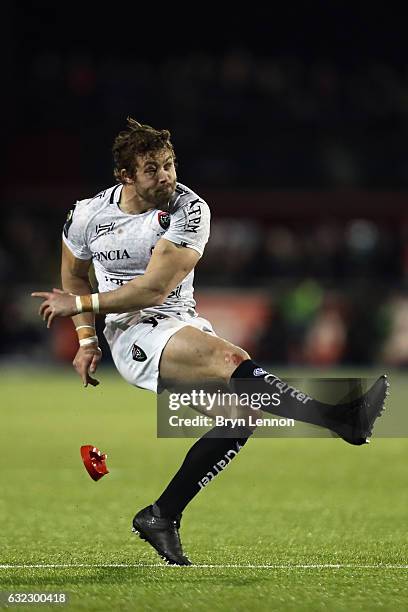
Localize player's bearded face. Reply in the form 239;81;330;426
134;150;177;207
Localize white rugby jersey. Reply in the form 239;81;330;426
62;182;211;323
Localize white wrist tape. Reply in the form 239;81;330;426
79;336;98;347
75;295;83;313
75;325;95;331
91;293;100;313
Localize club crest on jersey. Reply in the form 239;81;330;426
158;211;170;230
132;344;147;362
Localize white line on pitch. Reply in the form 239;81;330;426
0;563;408;570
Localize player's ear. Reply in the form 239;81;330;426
120;169;134;184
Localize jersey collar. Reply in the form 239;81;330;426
109;183;123;205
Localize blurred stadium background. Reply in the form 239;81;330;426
2;5;408;609
2;5;408;370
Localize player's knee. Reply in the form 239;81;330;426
212;342;250;380
225;345;250;367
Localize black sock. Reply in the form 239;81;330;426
230;359;358;432
154;425;252;518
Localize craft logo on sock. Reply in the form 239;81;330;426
132;344;147;362
253;368;268;377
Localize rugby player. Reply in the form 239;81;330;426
32;118;388;565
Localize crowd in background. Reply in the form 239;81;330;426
2;208;408;368
2;210;406;286
7;51;408;190
4;11;408;368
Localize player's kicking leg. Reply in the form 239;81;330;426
132;326;389;565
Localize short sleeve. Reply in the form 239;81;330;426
164;199;211;256
61;202;92;260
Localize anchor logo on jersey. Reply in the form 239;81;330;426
158;211;170;230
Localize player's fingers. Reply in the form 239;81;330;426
42;305;53;321
31;292;51;299
89;352;101;373
39;301;50;317
43;305;54;322
73;360;88;386
47;309;56;328
81;368;89;387
52;288;65;294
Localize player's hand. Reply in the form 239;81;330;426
73;345;102;387
31;288;77;327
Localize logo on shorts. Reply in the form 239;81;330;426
158;211;170;230
132;344;147;362
253;368;267;377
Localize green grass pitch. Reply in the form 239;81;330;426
1;367;407;611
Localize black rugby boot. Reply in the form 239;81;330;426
132;505;192;566
331;374;389;445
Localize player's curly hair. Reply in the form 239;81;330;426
112;117;175;183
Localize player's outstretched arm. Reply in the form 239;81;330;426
32;238;200;325
32;242;102;387
99;238;200;312
62;243;102;387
